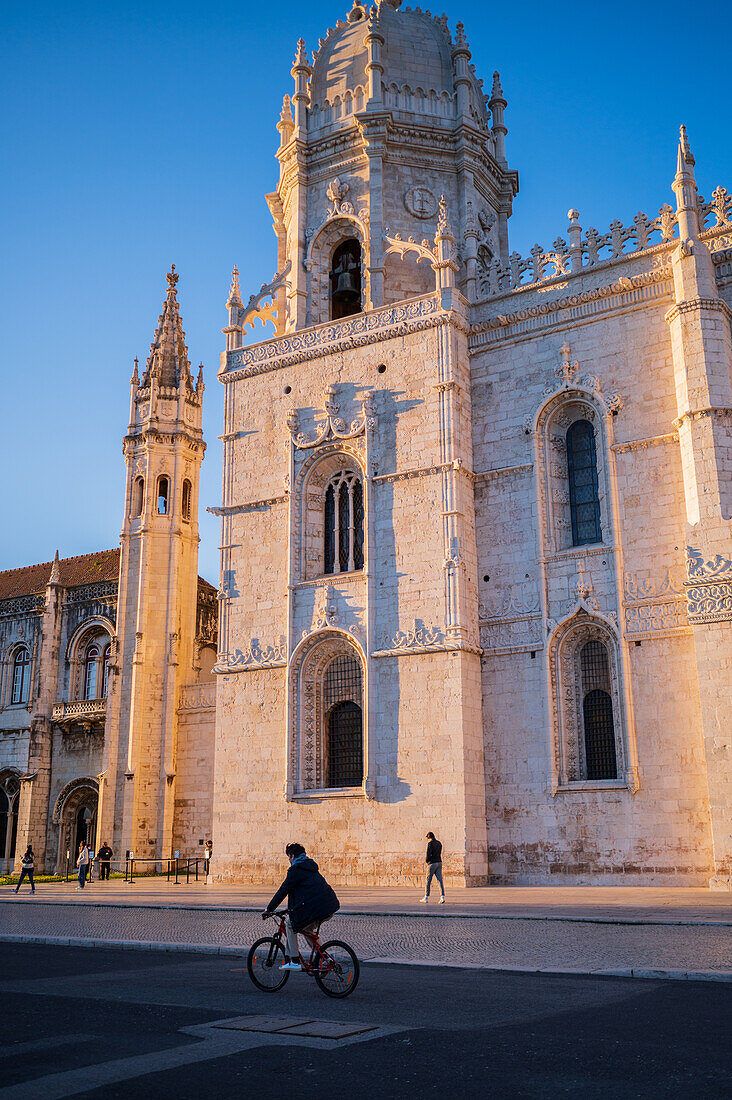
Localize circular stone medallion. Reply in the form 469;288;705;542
404;186;437;219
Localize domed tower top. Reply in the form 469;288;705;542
266;2;518;330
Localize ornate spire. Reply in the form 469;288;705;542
131;357;139;386
49;550;60;586
227;265;242;308
142;266;193;390
679;124;695;169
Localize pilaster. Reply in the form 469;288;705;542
666;128;732;887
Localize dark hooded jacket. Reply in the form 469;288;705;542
267;855;340;933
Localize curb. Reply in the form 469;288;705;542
1;897;729;928
0;934;730;982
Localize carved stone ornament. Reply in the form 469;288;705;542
685;547;732;623
290;386;376;449
219;637;287;671
404;186;438;219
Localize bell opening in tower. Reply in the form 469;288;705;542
329;239;362;320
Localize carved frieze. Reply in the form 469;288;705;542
685;547;732;624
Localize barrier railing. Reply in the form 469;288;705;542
123;857;204;885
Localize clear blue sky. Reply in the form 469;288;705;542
1;0;729;584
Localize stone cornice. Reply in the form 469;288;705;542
674;406;732;429
208;495;288;516
221;296;465;380
374;459;475;485
665;297;732;325
612;431;679;454
469;266;673;349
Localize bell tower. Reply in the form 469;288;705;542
99;267;205;863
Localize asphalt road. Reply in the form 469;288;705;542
0;944;729;1099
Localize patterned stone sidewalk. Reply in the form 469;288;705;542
1;889;730;979
2;880;729;923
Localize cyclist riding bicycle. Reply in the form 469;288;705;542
262;843;340;970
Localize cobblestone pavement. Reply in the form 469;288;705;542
1;900;731;974
3;880;729;923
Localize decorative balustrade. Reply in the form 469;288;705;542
477;188;730;299
178;682;217;711
52;698;106;729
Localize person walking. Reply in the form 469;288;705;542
76;841;90;889
96;842;113;881
13;846;36;895
421;831;445;903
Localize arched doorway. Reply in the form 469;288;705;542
53;778;99;870
0;773;20;873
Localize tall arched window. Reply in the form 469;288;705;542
102;645;111;698
324;471;364;575
182;479;192;522
84;645;100;700
567;419;601;546
11;647;30;705
157;476;170;515
330;239;362;320
580;640;617;779
133;477;145;517
323;653;363;788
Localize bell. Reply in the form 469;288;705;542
334;270;358;298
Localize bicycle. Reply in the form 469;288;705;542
247;910;359;998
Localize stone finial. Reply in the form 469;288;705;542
49;549;61;586
196;364;204;390
491;70;504;100
377;0;402;8
166;264;179;290
347;0;366;21
131;357;139;386
227;265;242;308
454;21;469;49
293;38;309;67
679;124;695;167
436;194;453;239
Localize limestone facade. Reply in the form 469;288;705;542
212;1;732;888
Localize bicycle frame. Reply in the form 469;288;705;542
265;911;335;976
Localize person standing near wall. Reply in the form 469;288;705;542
96;842;113;881
421;831;445;904
13;846;35;895
76;842;90;890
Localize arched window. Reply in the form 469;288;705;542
323;653;363;788
84;645;100;700
133;477;145;517
157;476;170;515
182;479;192;522
580;641;617;779
567;420;601;546
324;471;364;575
330;239;362;320
11;647;30;705
101;645;111;698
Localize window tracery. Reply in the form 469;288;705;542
567;419;602;546
182;478;192;522
11;646;30;705
548;614;626;787
324;470;364;574
289;633;365;794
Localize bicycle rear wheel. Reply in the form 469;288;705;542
247;936;289;992
314;940;360;998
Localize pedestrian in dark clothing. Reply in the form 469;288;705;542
13;846;35;895
204;840;212;875
263;843;340;970
96;843;113;880
421;831;445;903
76;842;90;889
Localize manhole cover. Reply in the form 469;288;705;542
214;1015;315;1033
278;1021;379;1039
213;1015;378;1039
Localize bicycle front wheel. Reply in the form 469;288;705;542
247;936;289;992
314;940;360;998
